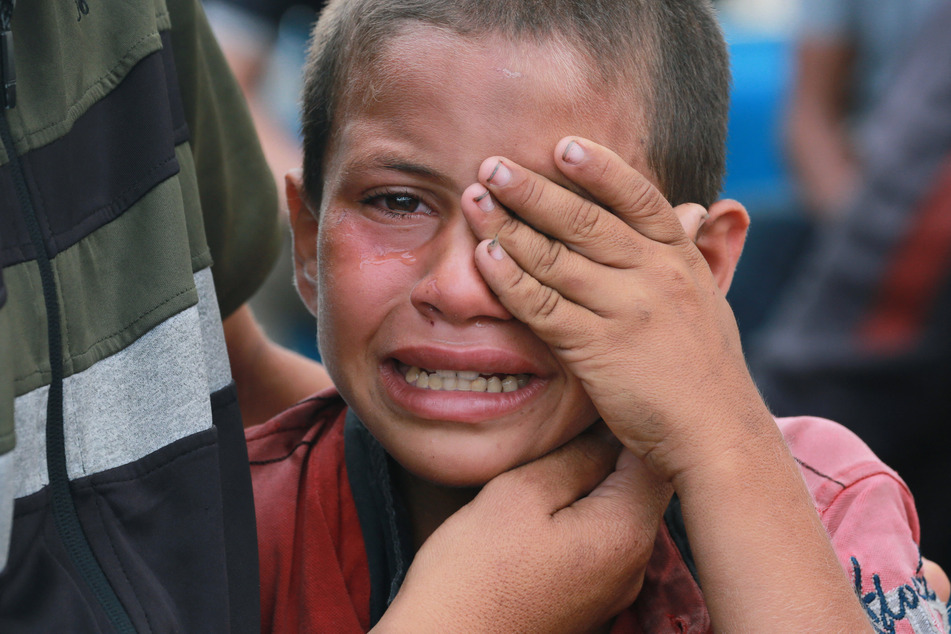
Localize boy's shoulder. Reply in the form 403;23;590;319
247;388;373;632
777;417;951;632
245;387;352;529
245;387;348;463
776;415;908;510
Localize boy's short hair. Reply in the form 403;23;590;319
301;0;730;208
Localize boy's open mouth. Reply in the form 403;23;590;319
397;362;530;393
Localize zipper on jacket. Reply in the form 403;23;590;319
0;0;14;109
0;6;135;629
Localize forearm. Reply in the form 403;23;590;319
223;304;332;427
673;407;872;632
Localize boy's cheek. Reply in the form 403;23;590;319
317;213;431;306
321;206;439;259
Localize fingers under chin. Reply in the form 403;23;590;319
482;431;620;514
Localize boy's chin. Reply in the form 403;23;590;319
405;461;509;490
397;448;560;490
385;424;602;490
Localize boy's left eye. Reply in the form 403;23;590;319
362;190;434;218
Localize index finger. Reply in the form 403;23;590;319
556;136;692;246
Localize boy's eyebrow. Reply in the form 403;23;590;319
342;155;455;188
343;154;596;203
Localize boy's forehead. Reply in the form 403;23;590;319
331;26;655;183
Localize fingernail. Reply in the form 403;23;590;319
561;140;585;164
487;235;504;260
487;161;511;186
473;186;495;212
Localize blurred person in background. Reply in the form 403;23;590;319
786;0;937;220
204;0;328;363
203;0;326;203
752;0;951;569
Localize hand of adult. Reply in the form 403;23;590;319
375;431;671;633
459;136;871;632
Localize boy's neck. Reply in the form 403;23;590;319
393;465;480;552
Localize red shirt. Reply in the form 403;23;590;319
247;389;949;633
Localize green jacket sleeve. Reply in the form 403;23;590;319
167;0;282;318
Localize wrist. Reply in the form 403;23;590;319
657;397;780;490
661;405;873;631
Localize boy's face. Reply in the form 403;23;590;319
304;28;654;487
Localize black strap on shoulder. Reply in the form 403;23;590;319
664;494;700;587
344;411;415;627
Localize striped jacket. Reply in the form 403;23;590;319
0;0;279;630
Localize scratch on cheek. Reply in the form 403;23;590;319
419;280;439;326
323;207;350;230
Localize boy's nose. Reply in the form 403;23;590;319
411;227;512;324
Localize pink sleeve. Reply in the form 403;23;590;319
823;472;949;633
780;416;949;633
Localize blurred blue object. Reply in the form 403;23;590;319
719;21;812;345
721;20;796;216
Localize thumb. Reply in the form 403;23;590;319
478;429;620;515
559;448;672;528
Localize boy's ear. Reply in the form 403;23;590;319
286;168;320;315
694;198;749;293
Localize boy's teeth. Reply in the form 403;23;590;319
403;366;530;392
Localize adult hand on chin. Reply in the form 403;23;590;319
375;430;671;633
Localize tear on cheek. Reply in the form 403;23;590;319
359;249;418;269
337;215;436;258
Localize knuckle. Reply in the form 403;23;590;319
532;284;562;321
534;239;568;279
590;154;617;190
658;261;697;298
622;178;661;218
621;296;653;325
566;200;603;242
508;265;533;293
498;210;525;241
508;265;562;322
